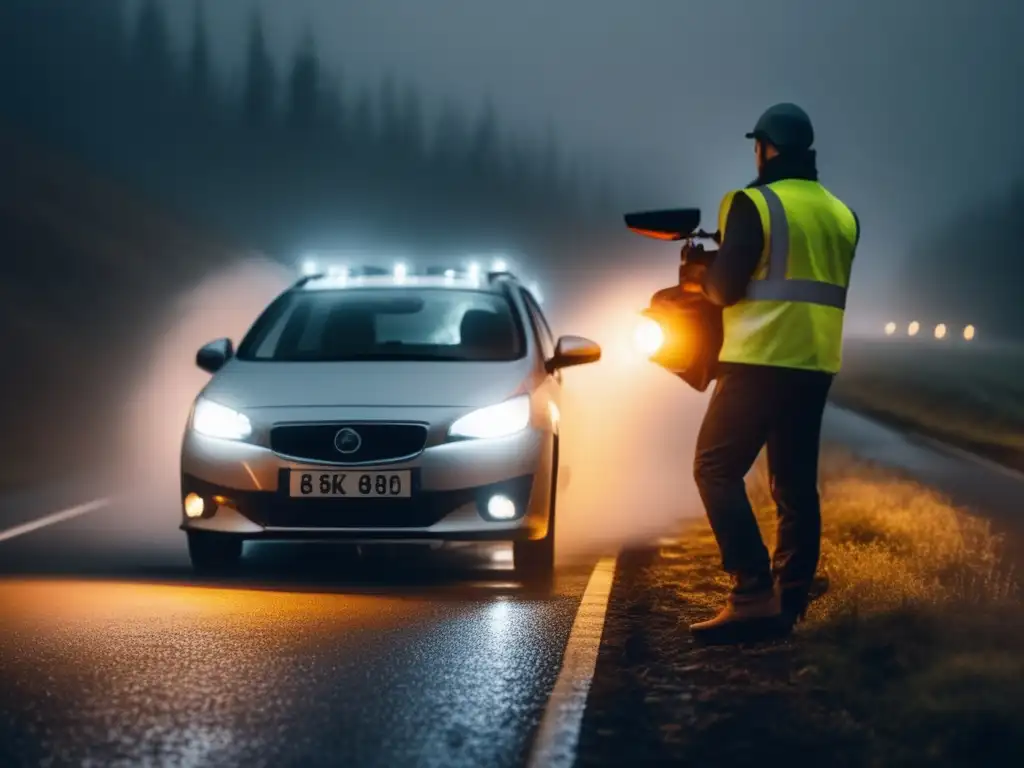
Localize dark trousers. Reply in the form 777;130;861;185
693;363;833;590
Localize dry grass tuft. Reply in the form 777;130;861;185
747;450;1018;620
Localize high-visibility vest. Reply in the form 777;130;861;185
716;179;857;373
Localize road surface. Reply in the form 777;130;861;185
1;407;1021;767
0;489;597;767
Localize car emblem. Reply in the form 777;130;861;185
334;427;362;455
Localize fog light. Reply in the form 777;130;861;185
184;493;205;519
486;494;517;521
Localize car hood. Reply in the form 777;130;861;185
202;359;532;409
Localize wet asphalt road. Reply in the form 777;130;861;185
1;407;1022;768
0;494;595;768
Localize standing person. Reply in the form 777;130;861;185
688;103;860;645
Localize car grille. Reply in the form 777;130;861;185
270;422;429;464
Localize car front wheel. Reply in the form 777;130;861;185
513;533;554;583
187;532;243;573
514;441;558;584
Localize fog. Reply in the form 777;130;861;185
108;258;292;554
5;0;1023;567
153;0;1024;322
92;256;700;562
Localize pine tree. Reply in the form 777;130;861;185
130;0;174;101
377;74;401;150
349;87;376;148
187;1;212;108
468;97;500;180
242;7;277;128
430;99;468;168
287;28;320;134
540;120;562;194
397;82;425;162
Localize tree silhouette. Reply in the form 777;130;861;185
187;0;213;111
0;1;633;272
287;28;320;134
397;82;425;163
539;121;563;195
348;86;377;152
430;99;468;168
130;0;174;103
376;74;402;151
243;8;277;129
468;98;500;181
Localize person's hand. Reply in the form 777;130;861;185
680;262;707;294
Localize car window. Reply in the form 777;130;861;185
237;288;526;362
522;289;555;360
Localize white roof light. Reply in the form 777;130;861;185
393;262;408;283
492;258;508;273
301;258;318;276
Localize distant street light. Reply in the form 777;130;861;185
934;323;947;340
964;324;976;341
908;321;920;337
884;321;897;336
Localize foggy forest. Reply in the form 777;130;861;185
1;0;626;261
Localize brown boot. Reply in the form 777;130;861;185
690;575;788;646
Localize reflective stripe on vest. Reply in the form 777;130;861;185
747;186;847;309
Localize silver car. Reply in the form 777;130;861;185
180;267;601;580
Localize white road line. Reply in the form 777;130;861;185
0;498;111;544
527;556;618;768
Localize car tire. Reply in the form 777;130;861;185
513;534;554;584
187;532;243;573
514;439;558;585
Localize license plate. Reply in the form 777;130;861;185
288;470;412;498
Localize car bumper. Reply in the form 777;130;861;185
180;427;554;542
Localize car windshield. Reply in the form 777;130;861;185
236;288;525;362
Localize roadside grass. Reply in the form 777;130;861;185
580;448;1024;767
831;341;1024;470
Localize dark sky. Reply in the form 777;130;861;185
152;0;1024;312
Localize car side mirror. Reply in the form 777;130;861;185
547;335;601;372
196;338;233;374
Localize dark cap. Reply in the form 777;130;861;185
745;103;814;151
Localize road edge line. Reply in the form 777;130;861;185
0;498;111;544
527;555;618;768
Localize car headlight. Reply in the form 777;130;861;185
191;397;253;441
449;395;530;440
